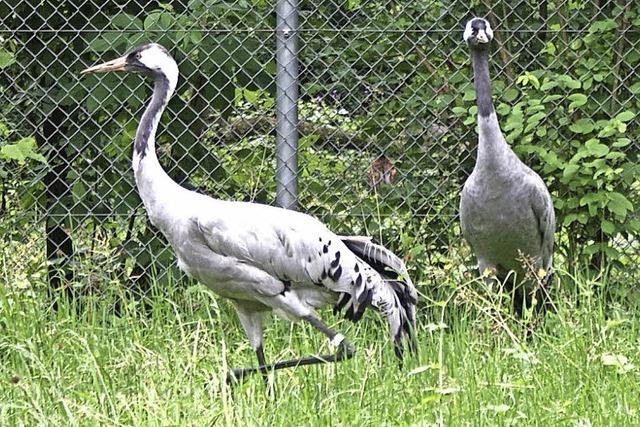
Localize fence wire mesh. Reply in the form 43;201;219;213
1;1;639;294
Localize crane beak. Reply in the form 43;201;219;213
81;55;127;74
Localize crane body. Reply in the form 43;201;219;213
81;43;417;382
459;18;555;315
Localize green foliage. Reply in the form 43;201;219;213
0;49;15;69
0;116;47;245
0;114;46;186
0;137;46;165
0;35;17;69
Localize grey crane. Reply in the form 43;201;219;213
459;18;556;316
81;43;417;382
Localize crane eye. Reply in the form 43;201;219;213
135;52;142;60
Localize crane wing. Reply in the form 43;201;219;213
528;177;555;271
191;201;355;294
339;235;417;333
339;235;416;297
339;236;408;279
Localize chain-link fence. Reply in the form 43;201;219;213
1;1;639;295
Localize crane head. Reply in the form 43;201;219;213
463;18;494;47
81;43;178;88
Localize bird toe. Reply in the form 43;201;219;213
336;339;356;360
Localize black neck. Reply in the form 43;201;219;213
135;75;171;158
471;48;494;117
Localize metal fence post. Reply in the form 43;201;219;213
275;0;299;210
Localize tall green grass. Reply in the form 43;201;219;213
1;265;639;426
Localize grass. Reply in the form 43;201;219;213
1;267;639;426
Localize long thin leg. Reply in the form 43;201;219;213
255;344;278;396
229;301;269;385
227;315;355;383
255;345;269;386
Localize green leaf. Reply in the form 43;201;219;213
579;192;604;206
0;144;26;162
628;219;640;233
496;103;510;116
502;88;518;102
612;138;631;148
516;72;540;89
346;0;362;10
528;111;546;123
190;31;203;45
27;151;47;164
589;19;618;33
525;103;544;113
629;82;640;94
85;83;110;113
557;75;581;89
584;139;609;157
540;80;558;91
567;93;587;109
87;33;128;53
503;117;523;132
607;192;633;219
144;12;162;30
72;181;88;203
542;94;563;103
615;111;635;122
188;0;205;9
562;164;580;178
617;122;627;133
563;213;578;226
160;12;173;28
0;48;15;68
463;117;475;126
569;118;595;134
462;89;476;101
524;111;546;133
87;36;110;53
0;137;46;164
111;13;143;30
243;88;260;105
451;107;467;116
597;125;617;138
482;404;510;414
601;220;616;235
605;152;625;161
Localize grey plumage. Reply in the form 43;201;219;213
459;18;556;314
81;43;417;381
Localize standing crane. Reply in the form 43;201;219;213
81;43;417;382
459;18;556;316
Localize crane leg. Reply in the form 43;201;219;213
255;345;270;387
227;315;355;384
